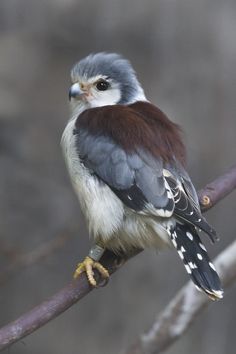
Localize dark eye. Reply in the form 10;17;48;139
96;80;109;91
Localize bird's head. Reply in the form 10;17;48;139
69;52;146;114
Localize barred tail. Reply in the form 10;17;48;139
170;223;223;300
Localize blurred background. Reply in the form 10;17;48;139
0;0;236;353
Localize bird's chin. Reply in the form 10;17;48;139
70;99;90;116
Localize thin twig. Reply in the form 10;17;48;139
0;165;235;351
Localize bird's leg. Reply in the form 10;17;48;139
73;244;109;287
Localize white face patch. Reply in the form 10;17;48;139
88;80;122;108
70;75;122;109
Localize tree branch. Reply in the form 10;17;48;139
124;240;236;354
0;165;235;352
198;164;236;211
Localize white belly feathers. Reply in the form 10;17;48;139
61;117;171;252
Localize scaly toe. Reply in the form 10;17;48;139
93;262;110;279
73;262;85;279
73;256;109;287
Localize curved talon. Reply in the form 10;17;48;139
97;277;109;287
73;256;109;287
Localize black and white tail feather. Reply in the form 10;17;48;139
169;223;223;300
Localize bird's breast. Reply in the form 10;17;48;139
61;119;124;239
61;118;171;252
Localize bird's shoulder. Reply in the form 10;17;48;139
75;101;185;165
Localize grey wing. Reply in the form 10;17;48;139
76;129;175;217
75;129;217;241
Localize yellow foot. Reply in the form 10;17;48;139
73;256;109;287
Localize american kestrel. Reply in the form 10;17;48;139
62;53;223;300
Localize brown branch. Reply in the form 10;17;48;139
124;240;236;354
198;164;236;211
0;251;128;351
0;165;235;352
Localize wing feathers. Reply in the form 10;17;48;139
75;128;174;216
166;175;218;242
74;101;217;242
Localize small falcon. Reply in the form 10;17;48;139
62;52;223;300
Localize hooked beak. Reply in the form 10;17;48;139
69;83;83;101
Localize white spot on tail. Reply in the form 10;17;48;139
186;232;193;241
189;262;197;269
178;250;184;260
212;290;224;299
184;264;192;274
197;253;203;260
172;239;177;248
180;246;186;253
209;262;216;271
199;243;207;252
195;285;202;292
206;289;224;300
173;231;177;239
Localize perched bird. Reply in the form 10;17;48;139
62;52;223;300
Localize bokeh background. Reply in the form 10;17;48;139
0;1;236;353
